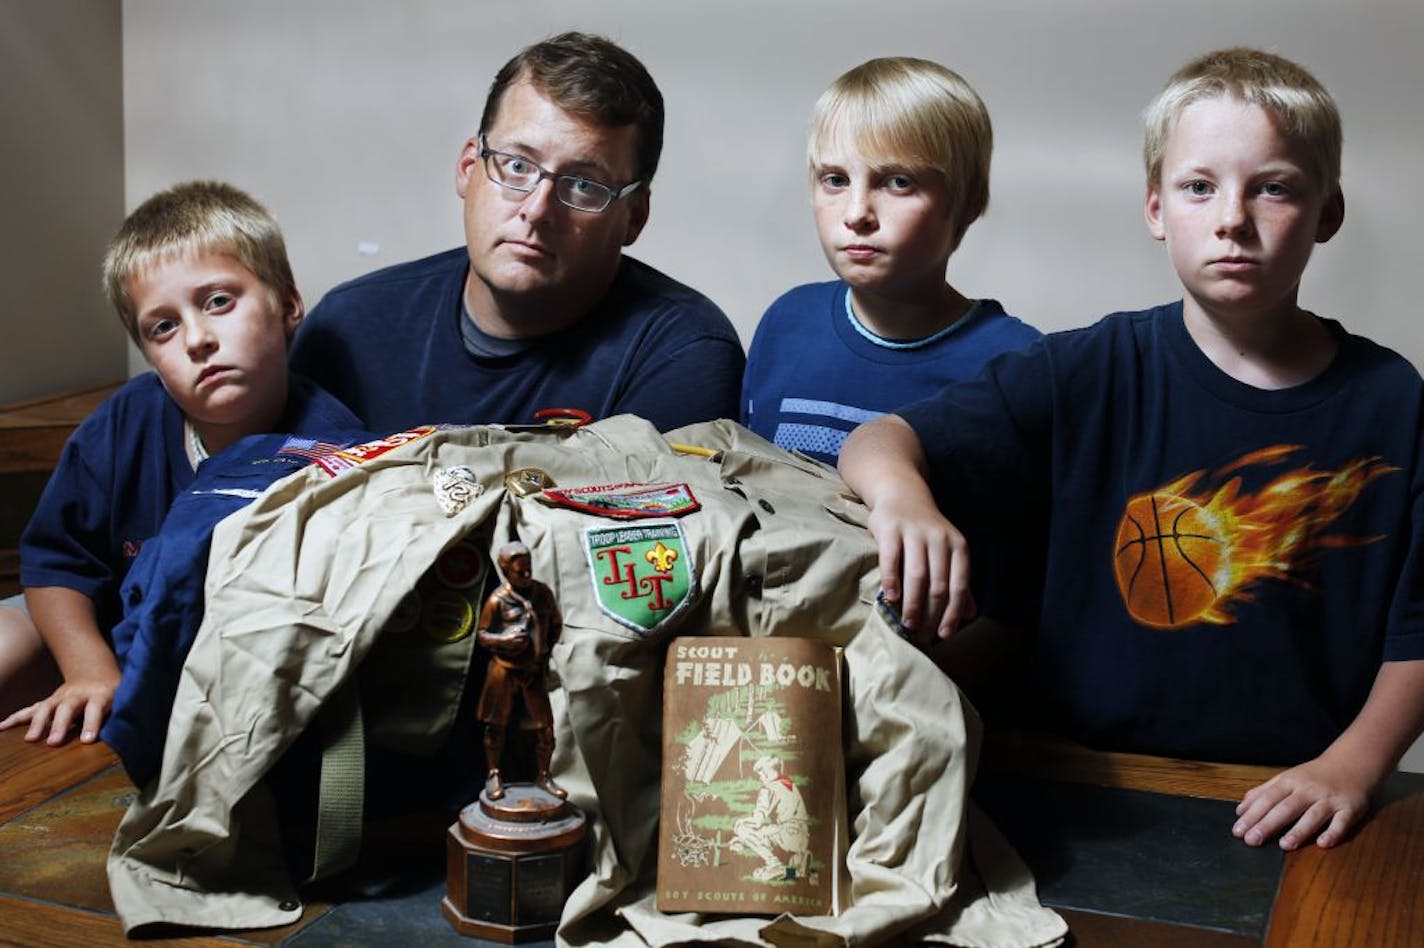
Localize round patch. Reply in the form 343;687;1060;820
422;589;476;643
436;540;487;590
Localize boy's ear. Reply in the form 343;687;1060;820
1144;183;1167;241
455;137;481;199
622;189;650;247
962;193;988;231
1315;188;1345;244
282;290;305;340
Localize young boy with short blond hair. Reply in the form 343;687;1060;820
0;181;359;743
742;56;1039;463
841;48;1424;850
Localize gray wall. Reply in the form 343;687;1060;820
0;0;126;404
117;0;1424;770
6;2;1422;766
119;0;1424;370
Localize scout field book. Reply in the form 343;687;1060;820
657;636;847;916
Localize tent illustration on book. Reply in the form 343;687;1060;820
666;672;820;887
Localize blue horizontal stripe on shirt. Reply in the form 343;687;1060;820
780;398;884;425
773;423;853;457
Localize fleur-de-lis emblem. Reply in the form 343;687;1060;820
645;540;678;573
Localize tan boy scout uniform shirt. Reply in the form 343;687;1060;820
108;416;1066;947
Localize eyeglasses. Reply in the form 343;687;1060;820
478;134;642;213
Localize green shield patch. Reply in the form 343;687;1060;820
584;520;697;634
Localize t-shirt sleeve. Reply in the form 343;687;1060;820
1384;429;1424;662
612;334;747;431
19;437;114;599
739;297;784;432
283;373;365;434
894;343;1055;626
896;341;1056;509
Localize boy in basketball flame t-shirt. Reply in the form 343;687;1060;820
840;47;1424;852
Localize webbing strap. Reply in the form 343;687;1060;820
306;681;365;882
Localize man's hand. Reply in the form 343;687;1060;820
0;673;118;746
1233;752;1372;850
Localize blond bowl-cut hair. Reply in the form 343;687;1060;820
103;181;298;344
1143;47;1342;193
808;57;992;250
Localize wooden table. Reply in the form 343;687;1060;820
980;731;1424;945
0;726;1419;945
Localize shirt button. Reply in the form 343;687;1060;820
279;899;301;912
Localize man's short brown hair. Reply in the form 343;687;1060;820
479;31;664;184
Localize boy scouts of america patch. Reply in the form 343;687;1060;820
543;482;700;520
313;426;440;476
584;520;697;634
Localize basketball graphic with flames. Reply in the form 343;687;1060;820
1114;493;1225;628
1113;446;1396;630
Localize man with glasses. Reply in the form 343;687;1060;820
290;32;744;433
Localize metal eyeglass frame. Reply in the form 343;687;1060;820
478;133;643;213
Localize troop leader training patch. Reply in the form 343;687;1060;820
543;482;700;519
584;520;697;634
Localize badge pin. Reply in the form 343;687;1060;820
432;466;483;516
504;468;557;497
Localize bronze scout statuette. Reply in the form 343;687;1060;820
444;541;586;943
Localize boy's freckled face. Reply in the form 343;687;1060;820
130;252;300;432
1145;97;1343;323
810;144;958;301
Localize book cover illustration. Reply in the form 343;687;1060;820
657;636;845;915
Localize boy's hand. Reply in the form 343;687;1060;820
840;413;976;641
1232;753;1371;850
1234;660;1424;851
868;492;975;641
0;674;118;746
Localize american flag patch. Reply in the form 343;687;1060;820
278;437;348;462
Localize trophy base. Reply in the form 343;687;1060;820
444;784;586;943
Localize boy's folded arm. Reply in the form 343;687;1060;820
840;415;974;641
0;586;120;746
1233;658;1424;850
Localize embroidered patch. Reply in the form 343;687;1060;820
584;520;697;634
278;436;351;463
380;537;489;644
313;426;440;476
544;482;701;520
432;466;483;516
